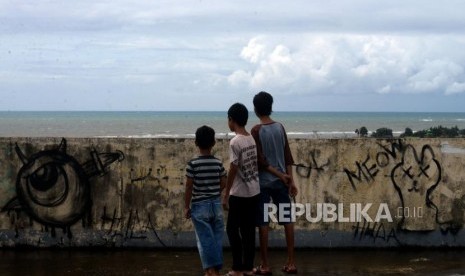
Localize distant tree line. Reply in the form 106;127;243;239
355;125;465;138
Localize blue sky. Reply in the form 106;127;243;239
1;0;465;112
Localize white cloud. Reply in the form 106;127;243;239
229;34;465;96
446;82;465;95
240;37;267;64
228;70;252;85
407;60;464;93
2;1;465;111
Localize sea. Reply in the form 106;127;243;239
0;111;464;139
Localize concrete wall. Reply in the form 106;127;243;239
0;137;465;248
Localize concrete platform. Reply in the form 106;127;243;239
1;248;465;275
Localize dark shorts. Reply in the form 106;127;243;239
257;179;292;226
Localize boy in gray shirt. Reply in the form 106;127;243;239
251;91;298;275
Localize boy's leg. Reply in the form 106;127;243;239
212;199;225;270
256;189;271;271
241;194;259;272
258;225;270;269
204;267;219;276
284;223;296;269
227;195;244;271
270;180;297;270
191;201;222;270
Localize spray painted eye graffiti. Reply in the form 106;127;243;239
2;138;124;238
16;142;90;228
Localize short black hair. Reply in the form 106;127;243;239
195;125;215;149
228;103;249;127
253;91;273;116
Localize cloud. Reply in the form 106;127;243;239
228;35;465;96
2;1;465;111
240;37;267;64
446;82;465;95
408;60;464;93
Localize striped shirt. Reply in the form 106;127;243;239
186;155;227;203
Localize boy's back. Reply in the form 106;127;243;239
251;121;293;186
228;134;260;197
186;155;225;202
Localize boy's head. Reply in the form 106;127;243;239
253;91;273;116
195;125;215;149
227;103;249;127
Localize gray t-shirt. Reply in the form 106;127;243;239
251;122;294;187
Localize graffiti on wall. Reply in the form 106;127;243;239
130;165;170;184
1;137;464;248
391;144;441;231
352;219;401;245
344;140;406;190
100;206;166;247
294;149;330;178
1;138;124;238
343;140;465;237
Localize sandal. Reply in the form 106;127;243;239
253;265;272;275
282;265;298;274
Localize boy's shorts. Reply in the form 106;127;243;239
257;179;292;226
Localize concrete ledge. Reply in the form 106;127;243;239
0;137;465;248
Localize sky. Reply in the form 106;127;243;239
1;0;465;112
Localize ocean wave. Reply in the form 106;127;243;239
456;119;465;121
95;134;193;138
420;118;433;122
287;131;359;138
94;130;410;139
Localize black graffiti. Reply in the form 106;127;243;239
377;140;405;160
130;166;169;184
82;147;125;178
1;138;124;239
352;220;401;245
130;168;153;183
344;155;379;190
294;150;330;178
391;144;441;229
100;206;166;247
157;165;167;177
344;140;406;191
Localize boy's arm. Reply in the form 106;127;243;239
283;125;298;197
222;163;238;210
184;177;193;219
266;165;291;185
286;164;298;197
219;163;227;191
220;174;227;191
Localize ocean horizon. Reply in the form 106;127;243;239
1;111;465;139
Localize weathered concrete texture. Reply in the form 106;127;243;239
0;137;465;248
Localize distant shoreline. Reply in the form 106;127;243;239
1;111;464;138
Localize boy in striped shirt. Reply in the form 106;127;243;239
185;125;227;276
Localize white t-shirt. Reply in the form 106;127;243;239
229;134;260;197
